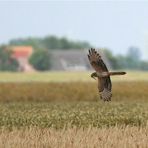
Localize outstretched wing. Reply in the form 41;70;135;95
88;48;112;101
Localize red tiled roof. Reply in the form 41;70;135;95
11;46;33;58
13;51;31;58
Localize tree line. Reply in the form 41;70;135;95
9;36;91;50
102;47;148;71
0;35;148;71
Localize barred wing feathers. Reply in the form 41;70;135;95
88;48;112;101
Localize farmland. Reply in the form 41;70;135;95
0;71;148;147
0;126;148;148
0;101;148;129
0;71;148;82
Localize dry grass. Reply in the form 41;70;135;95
0;126;147;148
0;81;148;102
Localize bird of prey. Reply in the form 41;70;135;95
88;48;126;101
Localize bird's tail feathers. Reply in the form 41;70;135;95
109;72;126;76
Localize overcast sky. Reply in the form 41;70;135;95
0;0;148;59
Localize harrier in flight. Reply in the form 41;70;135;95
88;48;126;101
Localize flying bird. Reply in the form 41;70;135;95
88;48;126;101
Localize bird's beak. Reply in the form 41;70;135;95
91;76;96;80
91;73;96;80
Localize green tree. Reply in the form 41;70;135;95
140;61;148;71
43;36;60;49
29;50;51;71
9;35;91;50
9;38;43;50
0;46;19;71
126;47;141;69
102;47;145;70
102;48;119;69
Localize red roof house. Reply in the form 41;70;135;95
10;46;35;72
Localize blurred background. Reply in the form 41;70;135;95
0;0;148;73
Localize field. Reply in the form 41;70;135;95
0;71;148;82
0;71;148;147
0;126;148;148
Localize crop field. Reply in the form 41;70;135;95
0;101;148;128
0;71;148;82
0;126;148;148
0;71;147;147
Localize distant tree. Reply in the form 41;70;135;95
59;37;71;49
127;46;141;61
103;47;144;70
140;61;148;71
43;36;60;49
9;35;91;50
29;49;51;71
126;47;141;69
9;38;43;50
0;46;19;71
102;49;119;69
115;55;128;69
68;40;91;49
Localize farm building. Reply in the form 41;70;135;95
6;46;111;72
49;49;111;71
10;46;35;72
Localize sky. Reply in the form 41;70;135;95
0;0;148;60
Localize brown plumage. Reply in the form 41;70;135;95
88;48;126;101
